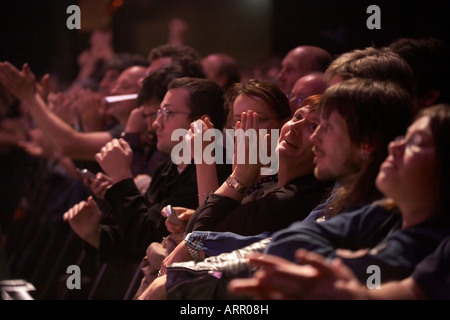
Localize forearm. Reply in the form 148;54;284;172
83;228;101;249
24;93;113;160
365;277;424;300
196;162;219;205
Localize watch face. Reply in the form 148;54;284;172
226;176;248;194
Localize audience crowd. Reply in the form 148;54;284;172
0;18;450;301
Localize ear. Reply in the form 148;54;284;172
421;89;440;108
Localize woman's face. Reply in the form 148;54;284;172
277;106;319;173
232;94;285;131
376;116;436;205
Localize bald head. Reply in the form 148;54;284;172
108;65;147;124
277;46;332;95
289;73;328;114
202;53;240;91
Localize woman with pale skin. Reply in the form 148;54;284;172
168;79;292;227
141;97;332;299
228;104;450;300
192;80;291;204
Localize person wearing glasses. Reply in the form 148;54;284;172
63;77;231;299
288;73;328;114
228;104;450;300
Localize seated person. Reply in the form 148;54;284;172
228;103;450;300
64;78;231;264
143;77;418;299
135;94;331;299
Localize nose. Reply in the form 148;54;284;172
289;118;303;136
147;115;156;131
277;71;284;82
152;113;163;130
388;139;405;158
309;125;321;145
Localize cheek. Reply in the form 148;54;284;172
403;153;436;183
278;126;289;141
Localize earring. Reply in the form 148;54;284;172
361;150;371;160
361;144;373;160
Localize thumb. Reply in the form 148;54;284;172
87;196;97;209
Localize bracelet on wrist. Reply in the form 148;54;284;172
226;175;248;194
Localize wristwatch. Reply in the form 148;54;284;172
185;233;203;262
226;175;248;194
187;246;203;263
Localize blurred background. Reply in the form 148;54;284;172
1;0;449;86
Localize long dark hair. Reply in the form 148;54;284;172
319;78;416;216
418;104;450;221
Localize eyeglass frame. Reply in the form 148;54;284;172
289;94;306;110
392;133;433;152
155;106;197;121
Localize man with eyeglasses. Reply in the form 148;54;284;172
288;72;328;114
64;77;231;281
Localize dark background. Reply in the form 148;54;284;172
1;0;449;85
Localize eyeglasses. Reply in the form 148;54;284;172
393;133;433;151
156;106;193;121
289;94;305;110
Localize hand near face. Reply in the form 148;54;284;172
95;138;133;184
187;117;216;163
232;110;269;183
125;106;147;134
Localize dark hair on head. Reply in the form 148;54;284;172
389;37;450;106
320;78;416;214
148;44;206;79
137;64;185;106
326;47;416;100
416;104;450;221
225;79;291;127
168;77;226;130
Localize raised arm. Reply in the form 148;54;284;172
0;62;113;160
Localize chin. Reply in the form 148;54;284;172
375;174;391;195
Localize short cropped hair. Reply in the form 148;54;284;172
326;47;416;98
168;77;226;130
